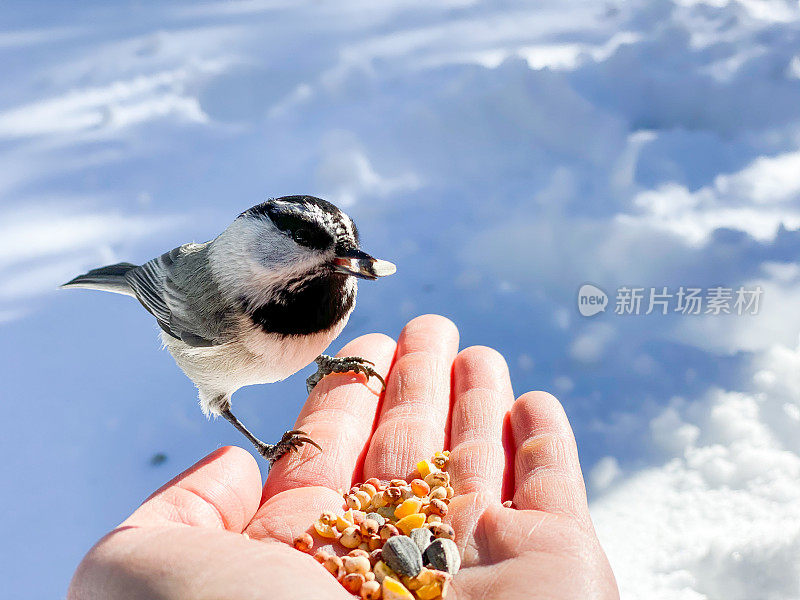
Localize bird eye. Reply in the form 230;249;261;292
293;228;311;244
266;208;331;249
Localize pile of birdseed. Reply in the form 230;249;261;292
292;451;460;599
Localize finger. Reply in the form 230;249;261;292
510;391;590;524
123;446;262;532
245;486;346;544
72;525;342;600
449;346;515;501
262;333;396;501
364;314;459;480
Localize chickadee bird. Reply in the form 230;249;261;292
62;196;396;463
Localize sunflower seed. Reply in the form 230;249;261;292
381;535;423;578
409;527;433;554
423;538;461;575
366;512;386;527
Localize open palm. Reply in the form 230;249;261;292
69;315;618;600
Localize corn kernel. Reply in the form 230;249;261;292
373;560;398;583
314;520;339;539
416;569;435;586
382;576;415;600
337;509;355;532
403;568;433;592
416;583;441;600
401;574;422;591
396;513;426;535
416;460;435;479
394;498;423;520
429;570;452;597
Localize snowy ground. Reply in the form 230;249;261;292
1;1;800;598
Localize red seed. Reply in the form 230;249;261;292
427;498;448;518
342;572;365;594
369;548;383;566
410;479;430;497
379;523;400;541
360;518;380;537
365;477;384;491
323;555;343;578
292;532;313;553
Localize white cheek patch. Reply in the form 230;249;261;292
209;215;333;307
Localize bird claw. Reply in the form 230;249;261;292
259;429;322;465
306;354;386;394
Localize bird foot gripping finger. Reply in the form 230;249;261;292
306;354;386;394
306;370;323;395
259;429;322;465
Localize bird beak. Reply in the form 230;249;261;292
333;248;396;280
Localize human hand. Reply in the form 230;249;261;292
69;315;618;599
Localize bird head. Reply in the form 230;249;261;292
210;196;395;303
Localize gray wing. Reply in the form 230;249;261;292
124;243;231;347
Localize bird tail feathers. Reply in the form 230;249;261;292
61;262;138;296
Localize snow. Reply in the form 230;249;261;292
1;0;800;597
593;343;800;599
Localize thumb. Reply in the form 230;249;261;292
123;446;262;533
